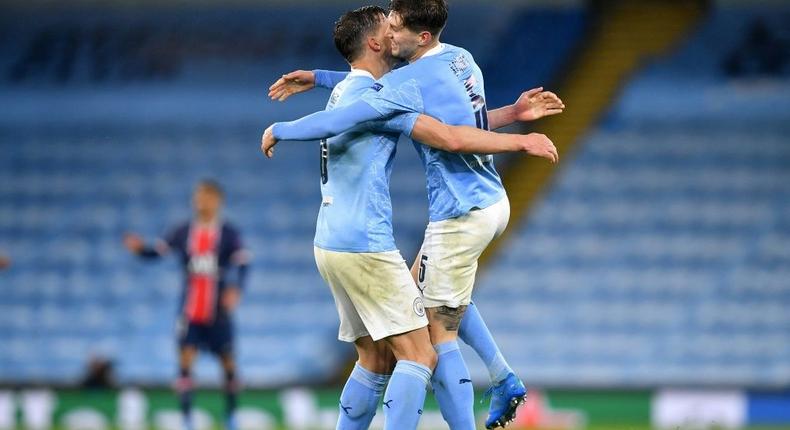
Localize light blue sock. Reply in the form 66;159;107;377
337;363;390;430
459;301;513;384
432;341;476;430
382;360;431;430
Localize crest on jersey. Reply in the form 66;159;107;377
413;297;425;317
371;83;384;92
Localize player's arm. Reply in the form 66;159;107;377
407;114;558;162
487;87;565;130
314;70;348;89
123;233;169;259
221;231;250;312
124;226;183;259
261;99;384;157
268;70;349;102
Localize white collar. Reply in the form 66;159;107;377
349;68;375;80
421;43;445;59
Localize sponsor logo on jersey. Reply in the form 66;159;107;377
328;91;340;108
188;254;218;276
450;54;470;76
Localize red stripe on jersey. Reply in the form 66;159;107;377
185;226;218;324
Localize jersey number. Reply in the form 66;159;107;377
320;139;329;184
418;254;429;283
472;95;490;131
467;85;494;165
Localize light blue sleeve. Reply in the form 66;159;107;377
272;100;384;141
314;70;349;89
365;113;420;136
361;78;424;117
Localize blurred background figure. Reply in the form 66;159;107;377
0;254;10;271
723;18;789;78
0;0;788;429
80;355;117;389
123;180;248;430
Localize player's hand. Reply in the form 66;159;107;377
261;125;278;158
123;233;145;254
512;87;565;122
268;70;316;102
518;133;558;163
222;287;241;312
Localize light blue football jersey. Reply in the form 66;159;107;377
361;43;506;222
313;69;417;253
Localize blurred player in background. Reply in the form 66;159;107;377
262;0;564;427
0;254;9;271
123;179;249;430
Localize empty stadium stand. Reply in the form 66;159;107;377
467;6;790;388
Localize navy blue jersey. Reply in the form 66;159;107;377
142;221;248;323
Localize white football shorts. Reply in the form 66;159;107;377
416;196;510;308
314;247;428;342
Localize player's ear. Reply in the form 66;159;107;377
418;31;433;47
368;36;382;53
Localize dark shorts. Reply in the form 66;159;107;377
177;316;234;356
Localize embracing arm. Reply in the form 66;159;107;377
262;100;384;157
410;115;558;162
487;87;565;130
268;70;349;101
272;100;383;141
315;70;349;89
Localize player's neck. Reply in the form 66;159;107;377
351;56;390;80
409;39;441;63
195;213;218;225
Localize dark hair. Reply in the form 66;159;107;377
333;6;388;63
197;179;224;199
389;0;448;36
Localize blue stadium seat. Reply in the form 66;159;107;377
464;7;790;387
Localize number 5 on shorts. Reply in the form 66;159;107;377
418;254;428;283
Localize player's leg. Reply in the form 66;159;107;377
457;302;513;386
414;197;513;430
315;247;434;430
426;196;525;428
175;322;198;430
419;258;516;387
381;327;436;430
337;336;394;430
425;304;477;430
314;247;409;430
217;352;239;430
212;317;238;430
461;198;526;429
415;254;520;426
413;237;476;429
458;301;525;428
